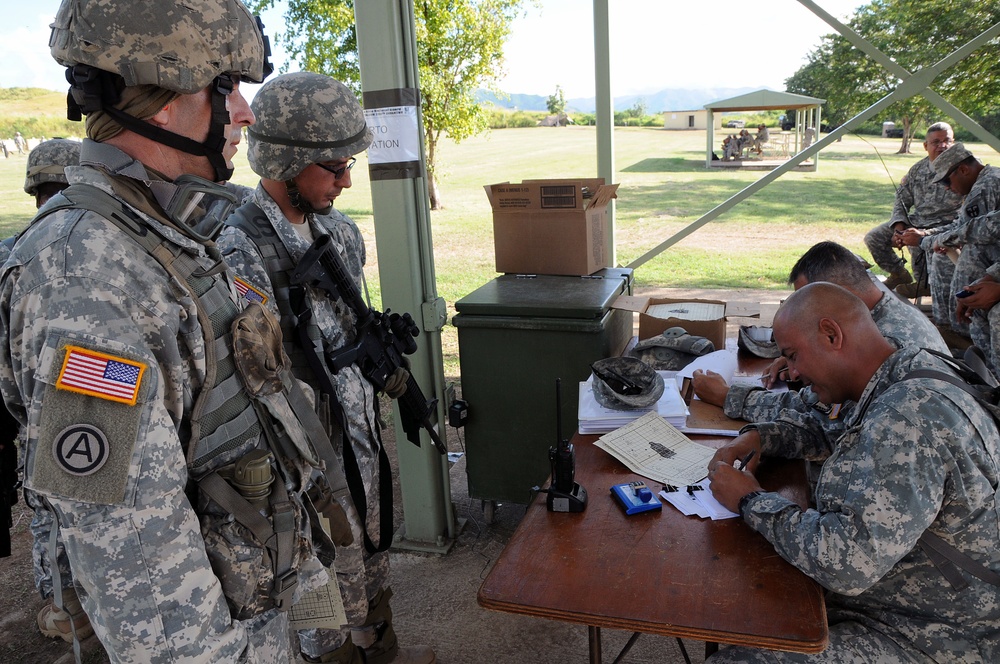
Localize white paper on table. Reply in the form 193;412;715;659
675;349;788;396
677;349;739;382
594;412;715;486
659;488;710;518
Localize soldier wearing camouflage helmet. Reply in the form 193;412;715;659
0;139;82;266
219;72;435;664
0;2;358;661
23;138;80;208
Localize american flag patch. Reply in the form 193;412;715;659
56;346;146;405
234;276;268;305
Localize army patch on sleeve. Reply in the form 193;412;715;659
234;276;269;305
56;345;146;406
52;424;109;476
966;203;981;219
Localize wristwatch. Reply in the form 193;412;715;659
738;490;765;518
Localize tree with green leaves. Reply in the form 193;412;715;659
254;0;531;209
546;85;566;115
785;0;1000;153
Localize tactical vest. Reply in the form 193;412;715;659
225;201;395;554
225;201;326;392
32;184;345;618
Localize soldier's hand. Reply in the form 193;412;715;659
691;369;728;407
708;429;761;472
708;460;763;512
761;356;789;389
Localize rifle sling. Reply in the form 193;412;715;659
289;285;394;554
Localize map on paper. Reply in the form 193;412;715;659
289;522;347;630
594;411;716;486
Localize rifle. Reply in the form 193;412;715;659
292;234;447;455
1;406;20;558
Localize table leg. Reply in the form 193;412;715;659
588;626;602;664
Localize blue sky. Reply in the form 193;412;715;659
0;1;861;100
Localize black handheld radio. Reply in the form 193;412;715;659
546;378;587;513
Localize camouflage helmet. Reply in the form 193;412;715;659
49;0;270;94
23;139;80;196
247;72;373;181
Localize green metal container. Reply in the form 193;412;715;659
452;269;633;506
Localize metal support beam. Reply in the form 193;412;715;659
627;19;1000;270
593;0;616;264
798;0;1000;153
354;0;458;553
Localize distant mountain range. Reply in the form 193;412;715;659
476;87;767;114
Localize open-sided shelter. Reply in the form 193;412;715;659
705;89;825;169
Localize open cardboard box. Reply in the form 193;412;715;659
614;295;728;350
485;178;618;276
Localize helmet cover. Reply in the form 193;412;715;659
24;139;80;195
49;0;269;94
591;357;665;410
247;72;373;181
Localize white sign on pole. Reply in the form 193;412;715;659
363;105;420;165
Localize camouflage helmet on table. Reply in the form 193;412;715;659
247;72;373;214
49;0;272;181
23;139;80;200
591;357;665;410
630;326;715;371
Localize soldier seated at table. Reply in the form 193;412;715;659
706;282;1000;664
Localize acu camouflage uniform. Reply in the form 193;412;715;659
864;157;962;322
0;140;329;663
711;346;1000;663
9;138;82;604
923;164;1000;334
724;292;949;440
219;185;390;658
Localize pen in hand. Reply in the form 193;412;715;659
736;450;756;472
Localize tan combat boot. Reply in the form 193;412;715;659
883;269;913;291
37;587;94;642
894;282;931;299
352;588;436;664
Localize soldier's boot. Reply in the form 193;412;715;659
352;587;436;664
302;638;365;664
894;282;931;299
883;268;913;291
37;587;94;642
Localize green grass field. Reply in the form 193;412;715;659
2;126;998;376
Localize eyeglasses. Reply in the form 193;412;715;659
591;363;643;396
315;157;356;179
927;139;953;148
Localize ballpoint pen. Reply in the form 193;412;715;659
737;450;756;471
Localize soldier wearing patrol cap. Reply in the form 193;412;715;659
219;71;435;664
924;143;1000;373
0;2;359;661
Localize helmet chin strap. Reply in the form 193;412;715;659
69;66;236;182
285;179;333;216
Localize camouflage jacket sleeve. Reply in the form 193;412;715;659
217;223;281;320
0;211;255;661
889;165;918;227
744;373;1000;601
935;167;1000;247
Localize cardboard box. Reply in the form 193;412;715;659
614;296;728;351
485;178;618;276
